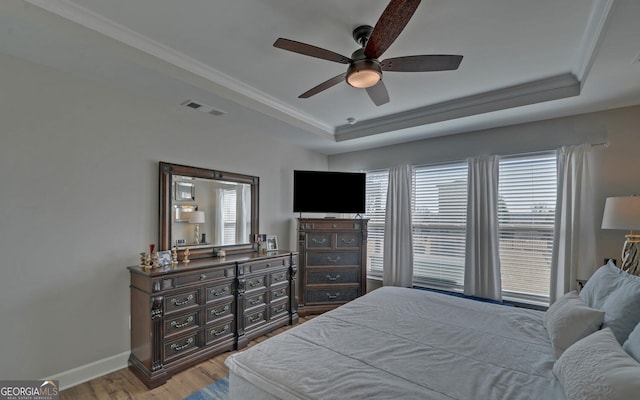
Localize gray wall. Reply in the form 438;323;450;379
330;105;640;280
0;53;327;386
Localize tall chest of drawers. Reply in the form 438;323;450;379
128;251;297;388
297;218;368;316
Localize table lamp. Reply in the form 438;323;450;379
601;196;640;274
188;211;205;245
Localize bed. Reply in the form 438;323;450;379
225;261;640;400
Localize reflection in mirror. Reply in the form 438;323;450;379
159;162;259;256
172;176;252;246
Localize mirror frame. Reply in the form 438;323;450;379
159;162;259;257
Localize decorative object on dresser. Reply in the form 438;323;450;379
127;162;298;389
297;217;368;316
601;195;640;275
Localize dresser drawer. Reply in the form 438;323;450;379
269;300;289;320
305;288;359;304
301;220;363;231
270;286;288;302
306;251;360;266
306;232;332;248
244;275;266;292
269;270;288;286
164;290;199;314
244;291;267;310
239;257;289;275
164;311;199;337
336;232;361;248
205;281;233;303
206;318;235;345
206;301;234;323
244;306;267;330
307;269;359;285
164;333;199;362
173;267;234;288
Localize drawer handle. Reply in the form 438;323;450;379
171;315;194;329
211;325;230;337
171;337;193;352
210;305;229;317
273;289;286;298
327;293;340;300
171;294;194;306
210;287;229;297
199;274;207;280
248;313;263;323
326;256;341;263
249;296;263;305
340;238;356;245
249;279;263;288
326;274;341;281
273;274;284;281
274;305;286;314
311;237;327;244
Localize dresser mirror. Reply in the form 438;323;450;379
159;162;259;257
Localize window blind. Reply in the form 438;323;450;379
365;171;388;275
412;162;468;288
498;153;557;303
222;188;236;245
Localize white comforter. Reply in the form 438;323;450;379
225;286;565;400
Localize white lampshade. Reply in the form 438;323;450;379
601;196;640;230
188;211;205;224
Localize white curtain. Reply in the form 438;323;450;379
383;164;414;287
550;144;596;303
464;155;502;301
236;184;251;244
213;188;225;245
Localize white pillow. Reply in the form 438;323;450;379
543;291;604;358
623;322;640;363
553;328;640;400
579;260;624;309
601;275;640;343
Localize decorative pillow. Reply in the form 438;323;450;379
543;291;604;358
623;322;640;363
601;274;640;343
579;260;624;309
553;328;640;400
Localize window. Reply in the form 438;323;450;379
364;171;388;276
412;163;468;288
222;188;237;245
498;153;557;303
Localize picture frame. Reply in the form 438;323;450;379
266;235;278;251
175;181;195;201
157;250;172;266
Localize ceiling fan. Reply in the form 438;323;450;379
273;0;463;106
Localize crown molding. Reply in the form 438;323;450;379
573;0;615;82
334;73;580;141
23;0;334;138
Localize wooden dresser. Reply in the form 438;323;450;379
128;251;297;388
297;218;368;316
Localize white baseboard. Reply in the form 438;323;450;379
45;351;130;391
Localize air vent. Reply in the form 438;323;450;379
180;100;226;116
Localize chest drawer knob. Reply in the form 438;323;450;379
327;293;340;300
210;305;229;317
210;287;229;297
249;296;264;305
326;274;341;281
171;294;194;306
199;274;207;280
170;315;194;329
326;256;341;263
311;237;327;244
249;278;263;288
211;325;230;337
248;313;264;323
170;337;193;352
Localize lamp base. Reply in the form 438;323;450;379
621;234;640;275
194;224;200;245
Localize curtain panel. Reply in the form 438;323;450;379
383;164;414;287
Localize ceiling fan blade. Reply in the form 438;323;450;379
366;81;390;106
381;55;463;72
364;0;421;59
274;38;352;64
299;73;347;98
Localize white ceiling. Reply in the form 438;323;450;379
2;0;639;154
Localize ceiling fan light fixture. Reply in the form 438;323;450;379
346;60;382;88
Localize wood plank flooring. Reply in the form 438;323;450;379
60;317;311;400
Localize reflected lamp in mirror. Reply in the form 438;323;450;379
188;211;205;245
601;196;640;274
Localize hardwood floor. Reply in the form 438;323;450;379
60;317;311;400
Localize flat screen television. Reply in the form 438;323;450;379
293;170;366;214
